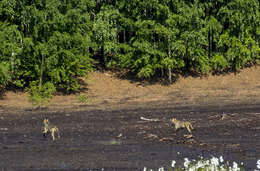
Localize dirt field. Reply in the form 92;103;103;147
0;66;260;170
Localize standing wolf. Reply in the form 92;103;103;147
42;118;61;141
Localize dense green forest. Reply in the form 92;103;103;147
0;0;259;99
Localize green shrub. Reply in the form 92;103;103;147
211;54;228;72
28;81;56;107
0;62;10;88
76;94;89;104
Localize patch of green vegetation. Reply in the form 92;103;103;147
76;94;90;104
28;81;56;107
108;139;122;145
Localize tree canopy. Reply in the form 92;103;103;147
0;0;259;94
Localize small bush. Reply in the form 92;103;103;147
28;81;56;107
76;94;89;104
0;62;10;88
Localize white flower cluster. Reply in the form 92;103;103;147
256;159;260;171
182;156;230;171
257;159;260;168
143;157;260;171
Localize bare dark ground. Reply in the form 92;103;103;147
0;101;259;171
1;67;260;170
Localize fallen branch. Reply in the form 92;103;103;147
159;137;174;142
140;116;160;122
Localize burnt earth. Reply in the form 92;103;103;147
0;101;259;171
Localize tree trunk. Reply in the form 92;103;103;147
168;36;172;83
168;68;172;83
123;30;126;43
100;45;106;70
208;29;211;59
39;54;45;89
184;41;190;71
161;68;164;77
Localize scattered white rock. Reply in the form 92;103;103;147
0;128;8;131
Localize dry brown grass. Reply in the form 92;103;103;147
1;66;260;110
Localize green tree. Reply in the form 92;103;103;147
92;5;120;69
0;0;94;93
